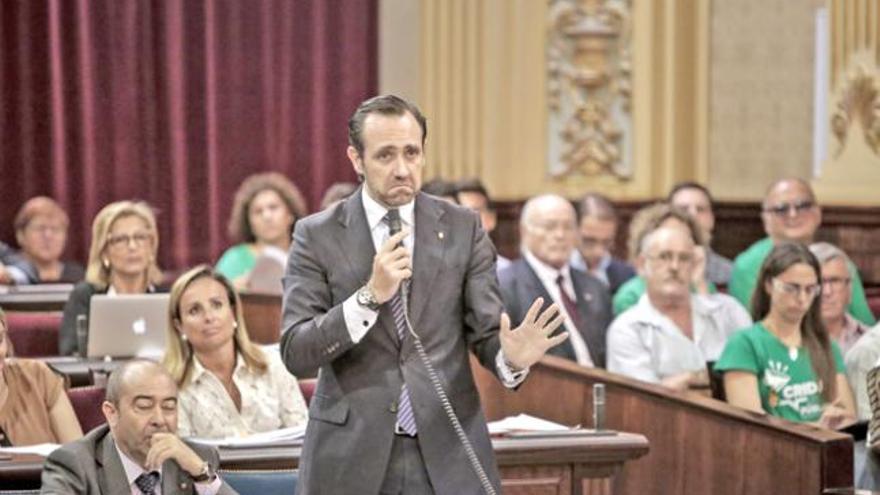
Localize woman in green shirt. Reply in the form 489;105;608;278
716;242;856;427
216;172;308;289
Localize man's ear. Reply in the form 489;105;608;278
347;146;363;176
102;401;118;428
635;254;648;277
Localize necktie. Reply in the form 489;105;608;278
135;471;160;495
556;274;584;331
384;210;418;436
868;365;880;448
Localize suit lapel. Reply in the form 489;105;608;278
403;194;447;356
520;261;576;361
98;435;135;495
571;273;601;365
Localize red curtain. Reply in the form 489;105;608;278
0;0;376;271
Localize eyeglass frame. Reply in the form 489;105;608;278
644;250;695;267
762;200;816;218
105;232;154;249
820;276;851;293
771;278;822;299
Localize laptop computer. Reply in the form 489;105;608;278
87;294;170;359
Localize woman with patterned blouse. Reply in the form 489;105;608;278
162;265;308;438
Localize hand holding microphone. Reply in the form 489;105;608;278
368;209;411;304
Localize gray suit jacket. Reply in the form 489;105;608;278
40;424;236;494
498;258;612;368
281;189;504;495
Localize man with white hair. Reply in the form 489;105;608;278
607;224;751;390
499;194;612;367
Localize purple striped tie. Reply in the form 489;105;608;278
385;210;418;436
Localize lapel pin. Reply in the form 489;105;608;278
438;231;444;240
582;292;593;302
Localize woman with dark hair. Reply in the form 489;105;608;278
716;243;856;427
216;172;308;289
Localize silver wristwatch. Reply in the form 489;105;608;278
356;285;381;311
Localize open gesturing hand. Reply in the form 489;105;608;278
499;298;568;371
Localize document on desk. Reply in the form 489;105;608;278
0;443;60;457
487;414;615;438
190;425;307;447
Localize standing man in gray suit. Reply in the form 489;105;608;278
281;95;567;495
41;360;236;494
499;195;613;368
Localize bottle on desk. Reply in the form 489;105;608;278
75;314;88;358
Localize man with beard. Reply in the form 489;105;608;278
607;224;751;391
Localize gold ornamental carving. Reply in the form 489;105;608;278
831;64;880;158
546;0;632;179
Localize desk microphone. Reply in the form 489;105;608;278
593;383;606;431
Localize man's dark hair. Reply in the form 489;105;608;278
577;192;618;223
668;181;715;208
348;95;427;156
455;178;494;208
422;178;458;202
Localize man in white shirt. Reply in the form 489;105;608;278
607;224;751;390
499;194;612;368
41;360;233;494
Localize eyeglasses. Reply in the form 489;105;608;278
106;232;153;249
821;276;851;292
530;220;576;233
646;251;694;266
762;200;815;217
772;278;822;298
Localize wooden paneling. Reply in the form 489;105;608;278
473;355;853;495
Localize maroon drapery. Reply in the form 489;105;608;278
1;0;376;271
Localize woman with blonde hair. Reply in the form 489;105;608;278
0;307;82;445
216;172;308;289
59;201;163;355
163;264;307;439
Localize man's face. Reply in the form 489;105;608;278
639;226;695;301
820;257;852;324
348;112;425;208
578;216;616;269
17;214;67;265
522;198;577;269
761;181;821;244
457;191;497;232
670;188;714;242
103;367;178;466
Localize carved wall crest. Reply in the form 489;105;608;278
546;0;632;179
831;64;880;157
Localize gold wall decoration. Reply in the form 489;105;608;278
546;0;633;179
830;64;880;157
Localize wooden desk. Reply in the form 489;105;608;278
0;433;648;494
473;355;854;495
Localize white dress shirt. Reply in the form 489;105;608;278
342;190;527;386
177;351;308;439
607;292;752;383
115;440;221;495
522;249;594;367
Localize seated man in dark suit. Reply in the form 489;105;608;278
41;360;237;495
569;192;635;294
500;194;613;367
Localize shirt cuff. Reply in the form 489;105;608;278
496;350;529;388
343;292;379;343
194;475;223;495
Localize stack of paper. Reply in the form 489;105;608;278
487;414;572;435
190;425;307;447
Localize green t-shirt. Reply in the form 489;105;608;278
215;244;257;281
715;322;846;423
612;276;717;316
729;237;876;326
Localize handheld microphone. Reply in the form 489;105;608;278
386;208;402;239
